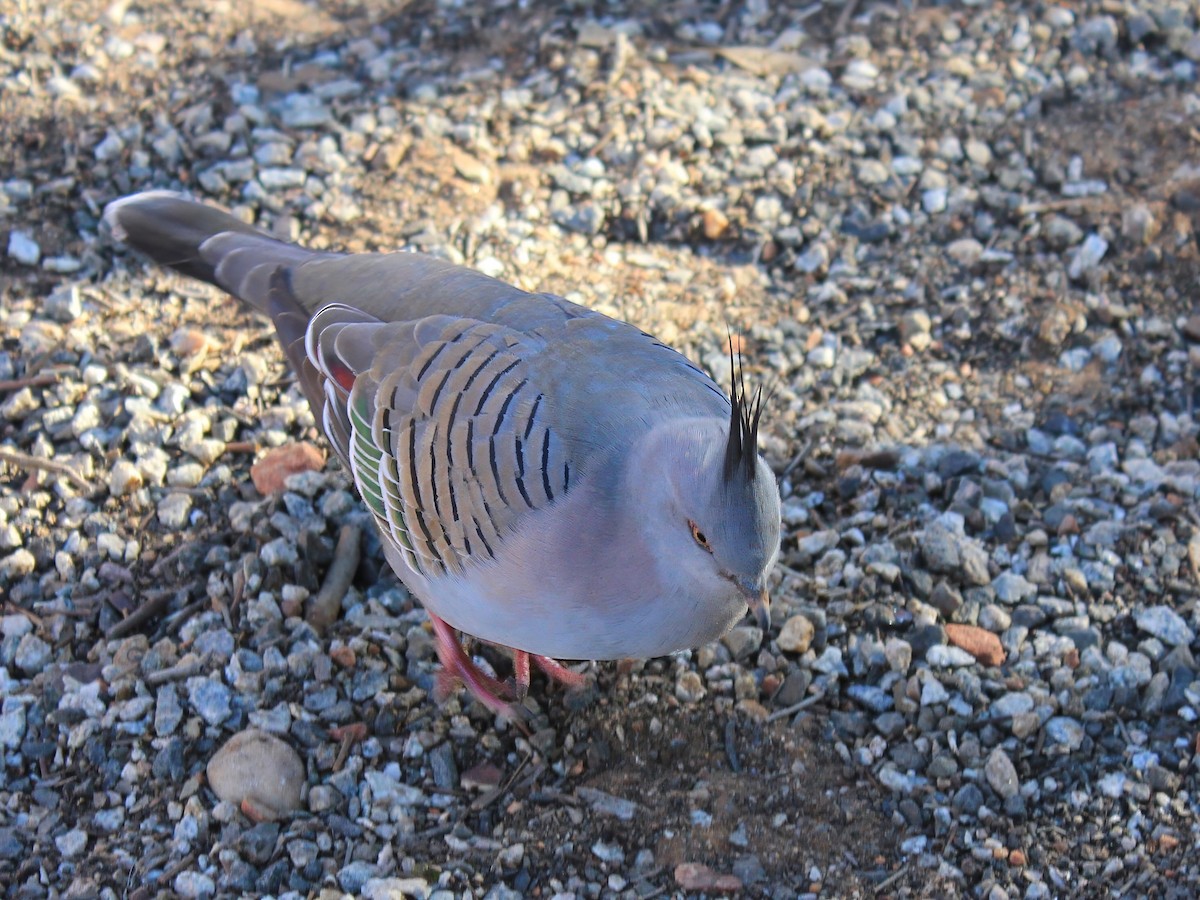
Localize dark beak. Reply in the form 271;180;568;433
739;579;771;632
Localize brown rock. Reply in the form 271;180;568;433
329;645;356;668
329;722;368;744
1183;314;1200;343
1037;301;1084;346
674;863;742;893
1011;711;1040;739
701;207;729;240
207;729;304;821
1057;513;1079;536
250;442;326;495
1120;202;1160;245
735;698;769;722
170;327;210;357
461;762;504;790
945;623;1005;667
776;614;815;654
450;146;492;184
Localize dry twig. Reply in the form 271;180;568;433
765;691;826;723
0;373;59;393
0;446;91;492
105;588;176;640
307;524;362;634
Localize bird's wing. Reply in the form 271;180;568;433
302;295;730;580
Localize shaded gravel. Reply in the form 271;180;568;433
3;0;1200;897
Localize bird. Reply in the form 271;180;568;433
103;191;782;718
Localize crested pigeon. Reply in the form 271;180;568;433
103;191;782;717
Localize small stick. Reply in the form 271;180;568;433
307;525;361;634
778;439;813;483
0;446;91;492
165;597;210;634
105;588;176;640
834;0;860;34
874;863;908;893
765;691;825;723
149;541;191;576
154;852;197;886
146;657;206;687
0;373;59;393
3;602;44;629
329;723;367;772
724;718;741;773
1017;196;1118;216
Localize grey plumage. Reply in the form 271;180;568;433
104;191;781;697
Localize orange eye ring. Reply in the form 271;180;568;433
689;519;713;553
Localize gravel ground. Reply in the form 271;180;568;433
3;0;1200;897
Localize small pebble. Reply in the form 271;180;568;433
7;230;40;265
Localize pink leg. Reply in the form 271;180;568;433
532;654;589;690
512;650;532;699
429;614;516;718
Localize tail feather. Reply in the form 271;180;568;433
103;191;322;315
104;191;264;284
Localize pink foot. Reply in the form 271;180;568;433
512;650;590;699
429;614;520;720
429;616;592;718
531;654;590;690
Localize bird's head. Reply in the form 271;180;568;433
626;383;782;651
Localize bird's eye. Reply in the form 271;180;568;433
689;519;713;553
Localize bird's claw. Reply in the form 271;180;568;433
429;616;591;720
531;654;590;691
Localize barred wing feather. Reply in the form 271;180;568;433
305;307;571;578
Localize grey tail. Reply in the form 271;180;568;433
102;191;319;317
103;191;268;286
104;191;325;409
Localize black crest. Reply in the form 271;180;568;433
723;337;765;483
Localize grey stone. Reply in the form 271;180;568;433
929;582;963;617
55;828;88;858
338;861;379;894
591;840;625;863
158;493;193;529
173;871;216;898
721;626;762;661
952;783;984;815
1044;717;1085;751
1071;16;1118;55
946;238;983;267
7;230;40;266
991;692;1033;719
239;822;280;865
577;787;638;821
0;700;25;748
984;748;1020;799
187;678;233;726
45;285;83;322
1134;606;1195;647
991;572;1036;604
14;633;51;674
155;683;183;736
847;684;893;712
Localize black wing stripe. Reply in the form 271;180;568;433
541;429;554;501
